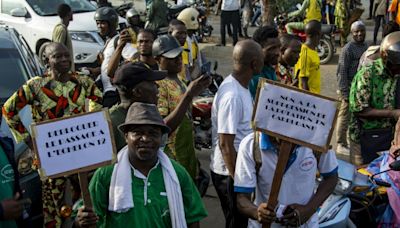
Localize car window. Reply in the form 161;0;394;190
0;48;30;103
26;0;96;16
16;30;43;75
1;0;25;15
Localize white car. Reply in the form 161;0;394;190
0;0;106;67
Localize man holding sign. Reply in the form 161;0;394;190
234;133;338;227
75;103;207;227
234;80;338;227
2;43;103;227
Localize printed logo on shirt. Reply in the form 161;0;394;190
299;157;315;172
161;208;170;218
1;164;14;184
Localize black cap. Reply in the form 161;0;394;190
152;35;183;58
113;62;167;88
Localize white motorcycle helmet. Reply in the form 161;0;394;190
177;8;199;30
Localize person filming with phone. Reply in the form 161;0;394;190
154;35;211;180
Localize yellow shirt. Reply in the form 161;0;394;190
305;0;322;24
182;40;198;65
295;44;321;94
179;39;199;82
389;0;400;25
127;27;138;48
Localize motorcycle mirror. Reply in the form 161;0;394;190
389;160;400;171
213;61;218;72
374;179;391;188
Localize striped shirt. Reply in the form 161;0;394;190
336;41;368;97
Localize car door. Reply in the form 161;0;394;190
0;0;35;52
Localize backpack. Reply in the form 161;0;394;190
97;35;120;65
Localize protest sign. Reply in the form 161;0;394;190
253;79;338;228
31;109;116;179
253;79;338;152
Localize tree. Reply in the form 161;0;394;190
262;0;303;25
262;0;276;25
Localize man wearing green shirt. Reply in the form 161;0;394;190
75;103;207;227
0;136;23;228
349;31;400;165
110;62;167;151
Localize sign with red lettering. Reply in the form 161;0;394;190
31;109;116;179
253;79;338;152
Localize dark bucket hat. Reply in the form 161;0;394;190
118;102;170;134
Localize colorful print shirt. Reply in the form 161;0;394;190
157;78;198;179
2;73;103;143
2;73;102;227
349;59;398;143
276;63;295;85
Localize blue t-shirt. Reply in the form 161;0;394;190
249;65;277;99
249;65;277;150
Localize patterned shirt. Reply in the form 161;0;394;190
2;73;103;143
157;78;197;179
337;41;368;97
349;59;398;143
276;63;295;85
2;72;102;227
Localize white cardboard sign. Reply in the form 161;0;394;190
31;110;115;179
253;80;338;152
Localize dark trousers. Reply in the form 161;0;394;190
374;15;386;44
220;10;240;46
369;0;375;18
102;90;120;108
211;171;248;228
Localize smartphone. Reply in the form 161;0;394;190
119;23;127;31
201;61;211;75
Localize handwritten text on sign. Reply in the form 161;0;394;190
33;111;114;178
254;82;337;148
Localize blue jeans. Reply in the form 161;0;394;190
251;6;261;25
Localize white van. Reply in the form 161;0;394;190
0;0;105;68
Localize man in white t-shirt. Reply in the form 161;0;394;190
219;0;240;46
210;40;264;228
234;132;338;227
95;7;137;108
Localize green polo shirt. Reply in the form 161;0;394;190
0;145;17;228
89;159;207;227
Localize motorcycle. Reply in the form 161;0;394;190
194;3;213;42
192;61;223;150
274;14;338;64
318;157;400;227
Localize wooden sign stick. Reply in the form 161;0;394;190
78;172;96;228
78;172;93;208
262;140;293;228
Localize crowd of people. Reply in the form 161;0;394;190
0;0;400;227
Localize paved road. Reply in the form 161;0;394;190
198;3;380;226
110;0;378;226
